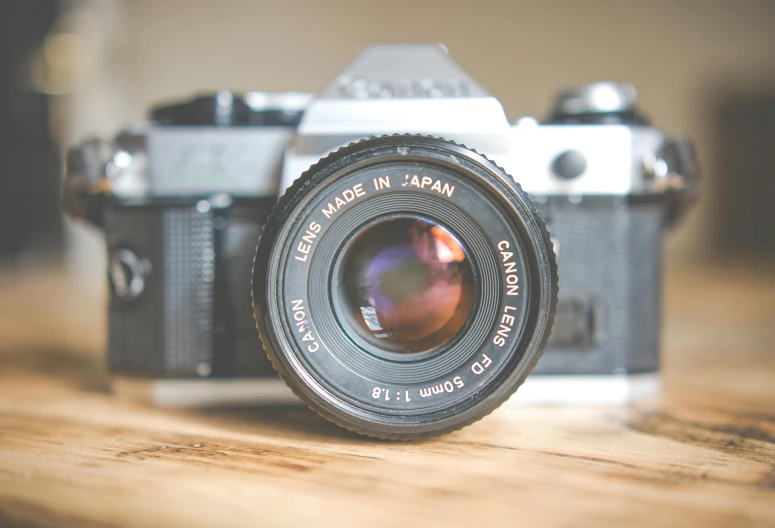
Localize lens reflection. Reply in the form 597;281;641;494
338;217;474;354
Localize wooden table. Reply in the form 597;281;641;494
0;260;773;527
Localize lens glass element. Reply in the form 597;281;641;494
337;217;475;355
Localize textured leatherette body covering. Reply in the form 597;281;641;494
104;203;276;379
533;196;663;375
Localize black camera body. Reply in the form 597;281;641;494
65;92;309;404
102;196;272;380
534;195;664;376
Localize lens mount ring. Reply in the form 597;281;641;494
253;135;557;440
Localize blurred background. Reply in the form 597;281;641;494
1;0;773;318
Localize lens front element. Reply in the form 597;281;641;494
336;217;474;355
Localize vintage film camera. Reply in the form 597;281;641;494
65;44;696;438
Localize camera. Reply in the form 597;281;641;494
64;91;309;406
65;43;697;439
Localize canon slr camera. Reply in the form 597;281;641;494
64;43;697;439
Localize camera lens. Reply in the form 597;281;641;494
335;216;475;355
253;136;557;439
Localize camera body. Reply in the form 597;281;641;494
509;111;697;402
65;92;309;405
65;43;697;407
279;44;697;403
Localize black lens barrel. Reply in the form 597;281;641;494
253;135;557;440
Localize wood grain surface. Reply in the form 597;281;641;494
0;260;773;527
